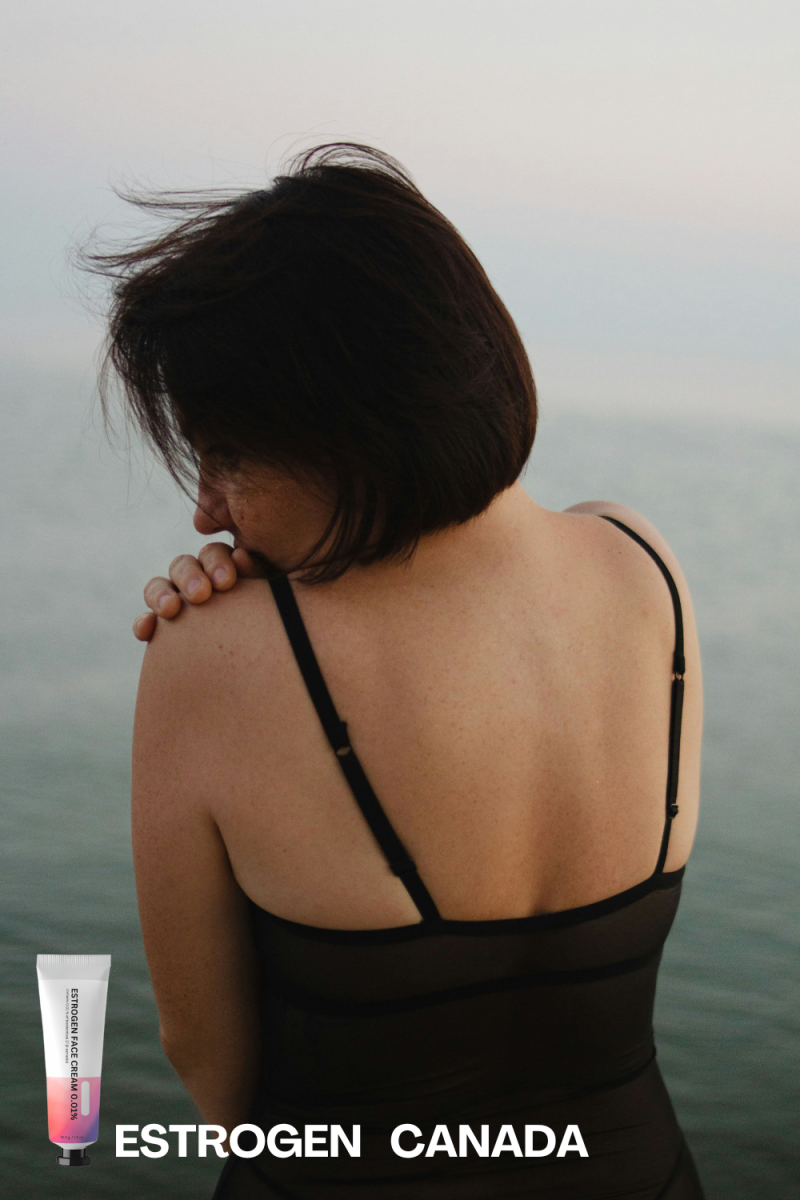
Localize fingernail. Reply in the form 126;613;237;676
186;579;202;597
156;594;171;610
213;568;228;585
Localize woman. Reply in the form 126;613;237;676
105;144;704;1197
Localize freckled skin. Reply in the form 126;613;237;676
133;479;702;1131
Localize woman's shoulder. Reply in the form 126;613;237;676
137;577;285;714
560;500;683;573
551;499;691;609
538;499;697;660
553;496;700;684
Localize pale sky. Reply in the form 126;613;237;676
3;0;798;422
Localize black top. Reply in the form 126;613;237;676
214;517;704;1199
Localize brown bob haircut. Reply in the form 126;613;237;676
93;144;537;581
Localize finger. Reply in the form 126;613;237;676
198;541;238;590
133;612;157;641
168;554;213;603
231;547;268;578
143;577;183;617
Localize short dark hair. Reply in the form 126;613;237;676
90;143;536;581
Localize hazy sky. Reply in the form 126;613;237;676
3;0;798;422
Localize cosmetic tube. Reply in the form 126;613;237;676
37;954;111;1166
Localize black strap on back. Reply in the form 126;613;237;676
269;575;440;922
271;520;685;906
600;516;686;874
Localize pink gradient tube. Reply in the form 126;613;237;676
37;955;111;1167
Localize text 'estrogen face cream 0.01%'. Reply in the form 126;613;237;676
37;954;111;1166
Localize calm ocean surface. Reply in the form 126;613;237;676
2;370;799;1198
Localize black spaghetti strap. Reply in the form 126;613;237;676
600;516;686;873
269;576;440;922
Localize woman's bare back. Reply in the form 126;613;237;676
136;485;701;932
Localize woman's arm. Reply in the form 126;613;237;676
132;612;261;1130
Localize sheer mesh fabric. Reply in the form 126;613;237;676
213;520;704;1199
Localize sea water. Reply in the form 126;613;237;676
2;370;798;1197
